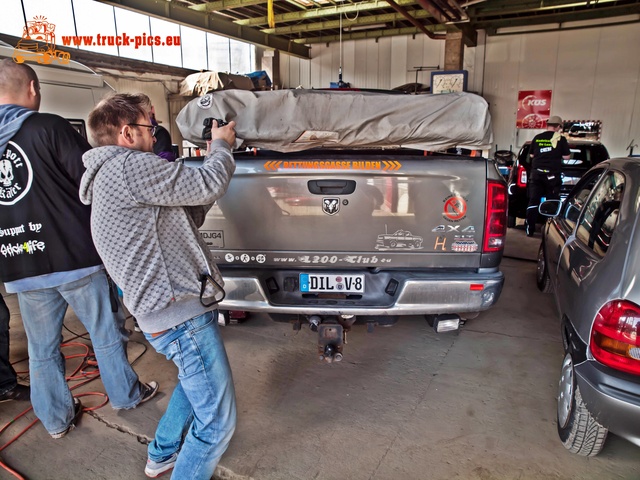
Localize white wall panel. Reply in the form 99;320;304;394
342;41;356;87
485;23;640;157
378;37;392;90
554;29;599;119
483;35;523;151
406;36;425;86
390;36;409;88
591;24;640;157
365;39;379;88
279;53;290;89
279;23;640;158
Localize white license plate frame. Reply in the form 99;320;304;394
299;273;365;294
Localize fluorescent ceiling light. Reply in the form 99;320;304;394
344;23;387;31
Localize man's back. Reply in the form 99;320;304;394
0;112;100;283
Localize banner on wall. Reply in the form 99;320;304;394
516;90;552;129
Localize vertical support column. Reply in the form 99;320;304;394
262;49;280;89
444;31;464;71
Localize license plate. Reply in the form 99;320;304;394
299;274;365;293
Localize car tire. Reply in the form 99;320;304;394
507;214;516;228
557;353;608;456
536;243;553;293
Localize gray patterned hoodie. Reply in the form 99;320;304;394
79;140;235;333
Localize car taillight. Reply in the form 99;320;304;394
483;180;507;252
517;165;527;187
591;300;640;376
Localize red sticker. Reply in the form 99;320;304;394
443;196;467;221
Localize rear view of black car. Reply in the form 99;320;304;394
507;140;609;227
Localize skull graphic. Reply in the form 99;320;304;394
0;160;14;187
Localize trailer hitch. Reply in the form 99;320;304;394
307;315;356;363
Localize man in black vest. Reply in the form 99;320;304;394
525;115;571;236
0;59;157;439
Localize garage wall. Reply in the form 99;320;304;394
484;23;640;158
100;74;186;153
279;23;640;158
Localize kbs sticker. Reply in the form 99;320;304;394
443;196;467;222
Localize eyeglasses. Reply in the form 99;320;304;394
128;123;158;137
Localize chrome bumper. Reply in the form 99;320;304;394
218;270;504;316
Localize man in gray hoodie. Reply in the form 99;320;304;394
0;59;157;440
80;93;237;480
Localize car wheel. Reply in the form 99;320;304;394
536;244;553;293
507;214;516;228
557;353;608;456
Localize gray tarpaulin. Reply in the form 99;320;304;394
176;89;493;153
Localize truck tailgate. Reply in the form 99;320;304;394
191;151;490;270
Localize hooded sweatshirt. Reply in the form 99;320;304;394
79;140;235;333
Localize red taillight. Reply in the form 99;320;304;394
483;180;507;253
591;300;640;376
516;165;527;188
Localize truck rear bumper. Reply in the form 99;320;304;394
217;269;504;316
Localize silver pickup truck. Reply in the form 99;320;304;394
177;89;507;361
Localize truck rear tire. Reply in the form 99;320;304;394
507;214;516;228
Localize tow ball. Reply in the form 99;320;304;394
307;315;356;363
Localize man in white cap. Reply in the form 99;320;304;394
525;115;571;236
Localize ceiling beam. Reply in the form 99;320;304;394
386;0;444;39
295;25;447;43
190;0;267;12
474;3;640;31
261;10;434;35
234;0;419;26
97;0;310;58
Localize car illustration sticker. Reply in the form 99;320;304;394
375;228;424;250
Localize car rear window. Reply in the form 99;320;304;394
563;144;609;169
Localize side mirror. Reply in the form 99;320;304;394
539;199;562;217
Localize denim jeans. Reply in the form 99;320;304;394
17;270;144;435
144;311;236;480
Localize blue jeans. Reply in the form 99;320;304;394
17;270;144;435
144;311;236;480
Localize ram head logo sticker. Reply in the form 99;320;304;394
322;198;340;215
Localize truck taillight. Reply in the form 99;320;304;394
591;300;640;376
517;165;527;187
483;180;507;253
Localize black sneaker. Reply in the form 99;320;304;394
51;397;82;439
0;384;30;403
138;381;159;405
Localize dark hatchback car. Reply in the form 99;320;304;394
507;139;609;227
536;157;640;456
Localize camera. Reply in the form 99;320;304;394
202;117;229;140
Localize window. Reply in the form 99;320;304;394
575;171;624;256
560;169;604;233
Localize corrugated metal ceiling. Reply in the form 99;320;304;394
101;0;640;58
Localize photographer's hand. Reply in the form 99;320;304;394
210;120;236;148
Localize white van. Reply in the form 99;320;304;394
0;42;114;142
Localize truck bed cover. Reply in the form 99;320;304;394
176;89;493;153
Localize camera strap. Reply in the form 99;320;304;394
199;273;226;308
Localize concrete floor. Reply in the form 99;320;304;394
0;227;639;480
